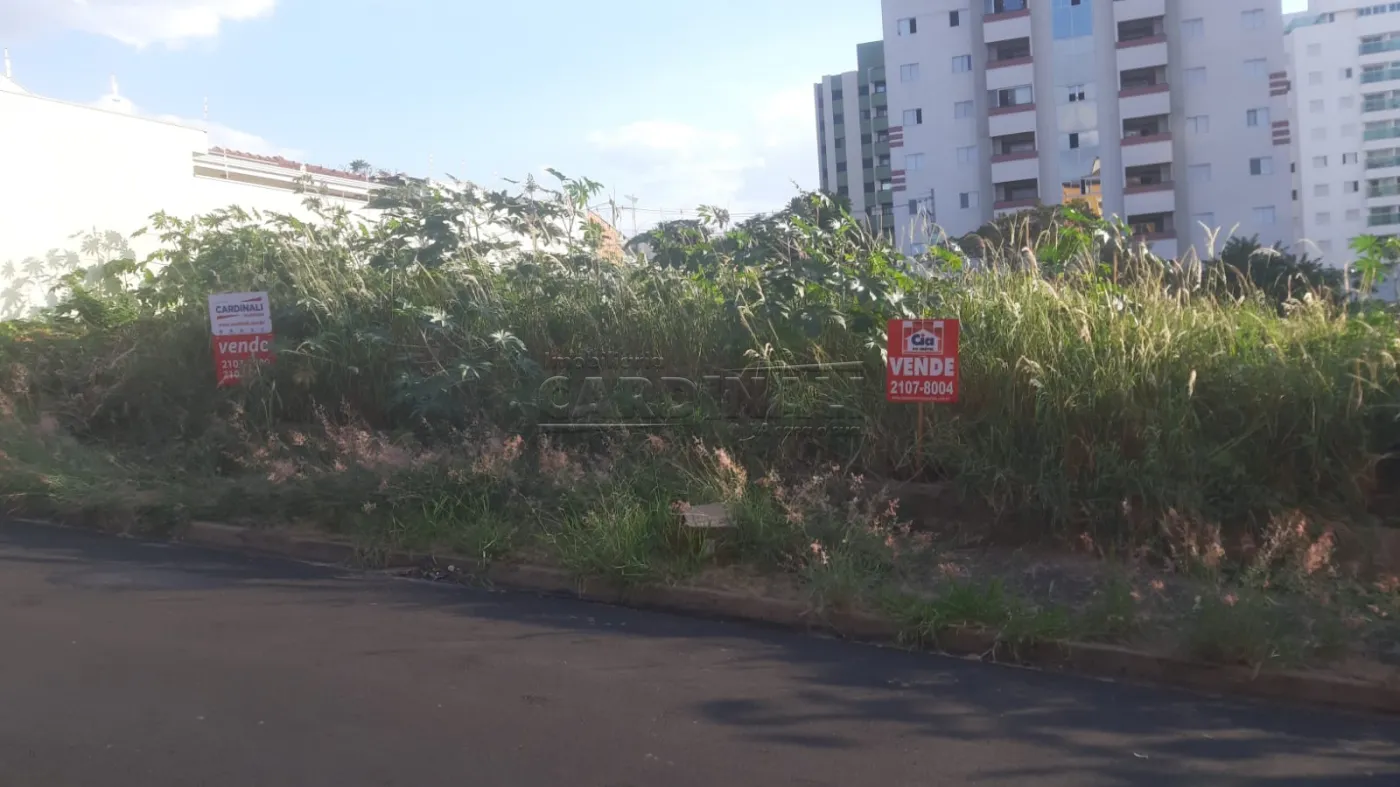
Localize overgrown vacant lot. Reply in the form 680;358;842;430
3;176;1399;673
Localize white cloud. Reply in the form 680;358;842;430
586;87;817;228
91;87;301;159
0;0;275;47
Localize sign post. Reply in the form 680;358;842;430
208;291;275;387
886;319;961;477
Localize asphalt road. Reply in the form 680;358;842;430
2;522;1399;787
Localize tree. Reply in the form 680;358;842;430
1349;234;1400;298
348;159;372;177
1203;235;1343;305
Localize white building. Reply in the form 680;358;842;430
866;0;1294;260
814;41;892;234
0;58;621;317
1286;1;1400;269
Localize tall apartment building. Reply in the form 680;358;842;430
823;0;1295;260
815;41;896;234
1286;1;1400;269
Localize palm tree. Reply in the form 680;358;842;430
349;159;372;177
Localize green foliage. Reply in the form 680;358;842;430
2;180;1399;550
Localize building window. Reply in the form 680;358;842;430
991;84;1034;108
898;17;918;35
959;191;979;209
1347;208;1362;220
1187;115;1210;133
1242;9;1265;29
1308;42;1323;56
1309;71;1324;85
1317;212;1332;225
1192;213;1216;230
1342;123;1358;136
1185;67;1207;86
949;10;961;26
1309;99;1325;114
1254;206;1277;225
1343;67;1354;79
1313;127;1328;141
906;153;926;170
1051;0;1093;39
1247;108;1270;126
900;63;920;82
1182;18;1204;38
1066;83;1086;102
1244;59;1268;80
1068;132;1080;149
1313;155;1328;167
1188;164;1211;183
1250;156;1274;175
1315;183;1330;197
954;100;974;118
957;145;978;163
1343;152;1359;164
904;108;924;125
952;55;972;72
1346;180;1361;192
1317;239;1333;252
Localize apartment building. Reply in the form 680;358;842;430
1286;1;1400;269
845;0;1295;260
814;41;897;235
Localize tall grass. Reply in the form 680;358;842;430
1;175;1397;551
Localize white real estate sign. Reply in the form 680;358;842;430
208;291;272;336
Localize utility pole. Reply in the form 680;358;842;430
624;195;639;236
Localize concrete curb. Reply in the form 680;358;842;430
158;521;1395;716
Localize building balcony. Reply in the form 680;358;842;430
1119;86;1171;122
993;177;1039;212
1119;65;1169;97
986;60;1035;91
990;153;1040;183
1113;0;1166;23
1361;68;1400;85
990;149;1037;163
1124;190;1176;216
1148;237;1179;260
1367;212;1400;227
1360;38;1400;56
993;197;1039;213
1363;96;1400;113
1120;136;1173;168
987;55;1033;71
1123;180;1173;195
1116;39;1168;73
983;0;1031;41
1364;126;1400;142
988;104;1037;137
1122;131;1172;146
1368;182;1400;199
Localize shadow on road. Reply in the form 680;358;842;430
3;519;1398;786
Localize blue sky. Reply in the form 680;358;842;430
2;0;1310;227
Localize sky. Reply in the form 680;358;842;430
2;1;1311;229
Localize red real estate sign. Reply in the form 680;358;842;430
213;333;276;387
886;319;960;403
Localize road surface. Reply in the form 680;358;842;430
1;520;1398;786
